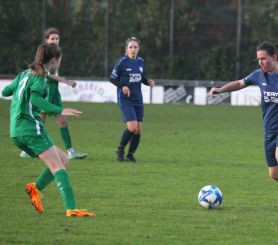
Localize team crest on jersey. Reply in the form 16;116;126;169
139;66;143;73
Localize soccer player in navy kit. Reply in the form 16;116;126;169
210;41;278;181
110;37;155;162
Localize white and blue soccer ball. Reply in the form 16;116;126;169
198;185;223;209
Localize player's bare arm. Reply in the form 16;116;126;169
48;74;77;88
210;80;246;97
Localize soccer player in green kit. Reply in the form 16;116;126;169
20;27;87;160
2;43;95;217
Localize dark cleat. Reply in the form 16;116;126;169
125;154;136;163
116;147;125;161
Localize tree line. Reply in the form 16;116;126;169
1;0;278;81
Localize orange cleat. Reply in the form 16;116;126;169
25;183;43;213
66;209;96;217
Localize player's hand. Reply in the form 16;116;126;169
62;108;82;116
122;86;130;97
148;79;155;87
209;87;221;97
63;80;76;88
67;80;77;88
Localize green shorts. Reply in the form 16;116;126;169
11;131;54;158
41;81;63;116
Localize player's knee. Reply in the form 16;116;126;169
133;128;141;134
63;157;69;168
59;150;69;168
127;126;137;134
56;116;67;127
59;121;68;128
268;171;278;181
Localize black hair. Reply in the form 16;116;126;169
257;41;278;56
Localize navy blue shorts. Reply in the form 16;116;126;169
119;101;144;123
264;133;278;167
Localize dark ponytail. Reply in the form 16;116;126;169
29;43;62;76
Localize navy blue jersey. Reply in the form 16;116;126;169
243;68;278;132
110;55;148;105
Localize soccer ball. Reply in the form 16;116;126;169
198;185;222;209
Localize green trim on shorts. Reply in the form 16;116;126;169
11;131;54;157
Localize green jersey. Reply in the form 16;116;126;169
45;69;63;109
2;69;63;137
46;68;59;86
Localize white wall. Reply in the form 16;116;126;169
0;79;261;106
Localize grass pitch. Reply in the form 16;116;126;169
0;100;277;244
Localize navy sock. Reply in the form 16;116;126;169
119;129;134;149
128;134;141;155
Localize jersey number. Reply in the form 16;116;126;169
18;76;29;99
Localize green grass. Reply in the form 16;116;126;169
1;100;277;244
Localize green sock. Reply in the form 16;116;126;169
35;167;54;191
54;169;76;210
60;127;72;149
